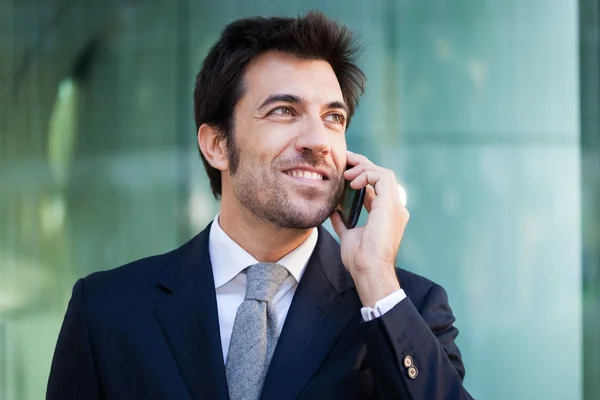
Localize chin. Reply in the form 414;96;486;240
278;216;327;230
280;201;336;229
239;182;340;229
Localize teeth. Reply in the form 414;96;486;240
286;170;323;180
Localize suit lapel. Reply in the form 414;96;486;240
154;224;229;400
260;227;360;400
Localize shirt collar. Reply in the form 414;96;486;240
209;213;319;289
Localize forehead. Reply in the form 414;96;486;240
241;51;345;106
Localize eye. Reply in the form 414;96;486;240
269;106;294;116
324;113;346;126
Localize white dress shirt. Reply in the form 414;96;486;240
208;214;406;362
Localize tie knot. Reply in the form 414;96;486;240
245;263;290;302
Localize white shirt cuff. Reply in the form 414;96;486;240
360;289;407;321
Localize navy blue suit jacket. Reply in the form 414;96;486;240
47;224;472;399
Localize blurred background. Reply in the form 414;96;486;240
1;0;599;399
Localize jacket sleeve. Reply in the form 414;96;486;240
47;278;101;400
361;283;473;399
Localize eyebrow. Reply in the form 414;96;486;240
258;93;349;115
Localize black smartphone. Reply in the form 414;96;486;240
337;171;366;229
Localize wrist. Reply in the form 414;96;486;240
352;267;401;308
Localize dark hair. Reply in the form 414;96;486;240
194;11;366;198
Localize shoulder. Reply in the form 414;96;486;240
81;225;208;296
74;233;201;320
394;267;448;311
83;251;170;297
75;251;171;318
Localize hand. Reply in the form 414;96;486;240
330;151;409;308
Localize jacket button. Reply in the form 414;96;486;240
403;355;413;368
408;366;419;379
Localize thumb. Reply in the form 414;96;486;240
329;210;348;239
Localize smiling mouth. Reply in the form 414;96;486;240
284;169;325;181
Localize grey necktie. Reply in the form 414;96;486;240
225;262;290;400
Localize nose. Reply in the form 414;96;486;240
294;115;331;155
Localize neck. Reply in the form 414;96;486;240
218;200;313;264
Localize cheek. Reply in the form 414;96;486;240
235;132;269;163
240;137;285;172
329;134;347;169
260;127;297;159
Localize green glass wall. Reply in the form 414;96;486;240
0;0;595;399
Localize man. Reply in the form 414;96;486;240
47;12;472;399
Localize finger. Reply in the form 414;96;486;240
343;164;364;180
350;167;398;200
363;185;376;212
346;150;373;167
329;210;348;239
344;162;390;182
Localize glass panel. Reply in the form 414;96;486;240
0;0;594;399
1;2;188;399
579;0;600;398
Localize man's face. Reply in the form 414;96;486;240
224;51;348;229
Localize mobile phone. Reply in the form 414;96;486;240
337;171;366;229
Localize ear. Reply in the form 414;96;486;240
198;123;229;171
